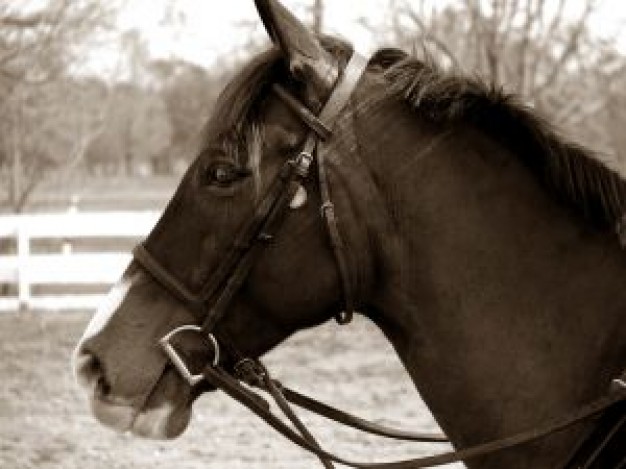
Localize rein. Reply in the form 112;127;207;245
203;359;626;469
132;49;626;468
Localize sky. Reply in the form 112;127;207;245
87;0;626;77
114;0;391;68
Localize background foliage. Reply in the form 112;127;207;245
0;0;624;213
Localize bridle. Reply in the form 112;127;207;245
132;48;367;382
132;49;626;468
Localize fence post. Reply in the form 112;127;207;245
17;220;30;311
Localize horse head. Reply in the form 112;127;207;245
72;0;376;439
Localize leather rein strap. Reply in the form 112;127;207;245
203;359;626;469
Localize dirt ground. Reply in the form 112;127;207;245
0;311;462;469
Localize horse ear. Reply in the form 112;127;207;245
254;0;337;103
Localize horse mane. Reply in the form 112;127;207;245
204;40;626;230
371;48;626;230
201;36;352;164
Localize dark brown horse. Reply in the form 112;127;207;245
73;1;626;467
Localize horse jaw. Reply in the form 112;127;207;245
73;266;199;440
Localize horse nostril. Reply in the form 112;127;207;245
73;348;105;391
96;376;111;397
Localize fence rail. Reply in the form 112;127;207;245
0;211;159;312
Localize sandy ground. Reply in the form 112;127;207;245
0;311;463;469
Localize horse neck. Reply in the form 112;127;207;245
347;89;626;468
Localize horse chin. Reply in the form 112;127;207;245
130;400;192;440
90;367;195;440
132;366;197;439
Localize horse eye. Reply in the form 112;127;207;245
204;162;250;187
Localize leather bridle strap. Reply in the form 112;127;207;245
133;156;306;319
133;50;368;328
203;50;368;331
201;162;306;331
204;360;626;468
271;52;369;324
317;129;355;324
272;84;332;140
133;243;200;306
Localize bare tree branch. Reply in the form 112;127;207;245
535;0;597;95
0;0;116;212
400;6;460;69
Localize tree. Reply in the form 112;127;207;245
85;84;172;176
601;56;626;167
387;0;602;97
375;0;626;163
309;0;324;35
0;77;110;211
0;0;112;92
150;59;225;166
0;0;115;212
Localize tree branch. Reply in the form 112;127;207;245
535;0;597;96
401;7;460;69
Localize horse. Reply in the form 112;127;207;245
72;0;626;467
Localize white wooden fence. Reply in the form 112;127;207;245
0;211;159;312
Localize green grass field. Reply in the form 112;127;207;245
0;311;460;469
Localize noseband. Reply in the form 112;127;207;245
131;50;626;468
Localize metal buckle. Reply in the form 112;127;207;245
294;151;314;177
234;357;266;387
159;325;220;386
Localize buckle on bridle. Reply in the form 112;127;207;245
159;325;220;386
234;357;267;388
294;151;314;177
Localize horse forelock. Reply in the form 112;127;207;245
370;48;626;231
196;36;353;192
199;47;280;165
